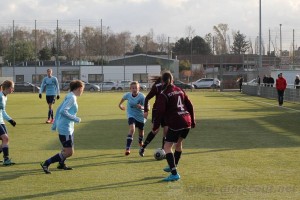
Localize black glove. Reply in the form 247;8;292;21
8;119;16;127
39;94;42;99
57;95;60;100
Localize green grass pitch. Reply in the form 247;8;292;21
0;91;299;199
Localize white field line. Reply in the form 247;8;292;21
220;93;300;113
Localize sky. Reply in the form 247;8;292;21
0;0;300;50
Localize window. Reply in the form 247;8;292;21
88;74;103;83
16;75;24;82
133;73;148;83
61;71;80;82
32;74;46;84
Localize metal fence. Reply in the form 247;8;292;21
242;85;300;103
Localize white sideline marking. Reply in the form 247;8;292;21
221;93;300;113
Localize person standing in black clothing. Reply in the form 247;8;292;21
263;75;268;86
237;76;243;92
294;75;300;89
268;75;275;87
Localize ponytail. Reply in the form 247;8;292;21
161;71;173;90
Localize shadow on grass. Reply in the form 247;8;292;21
43;106;300;151
1;176;161;200
0;168;42;181
0;153;155;181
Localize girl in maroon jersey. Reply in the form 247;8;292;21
153;71;195;181
139;76;168;157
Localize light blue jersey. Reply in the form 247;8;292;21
51;92;80;135
122;92;145;123
39;76;60;96
0;92;12;124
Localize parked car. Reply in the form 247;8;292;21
98;81;123;91
14;82;40;92
173;80;194;89
62;80;100;92
242;78;259;86
193;78;221;89
118;80;147;91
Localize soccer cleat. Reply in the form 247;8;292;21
50;119;54;124
162;173;180;182
139;147;145;157
163;166;171;173
3;158;15;166
46;119;52;124
57;163;73;170
139;141;144;147
40;162;51;174
125;149;130;156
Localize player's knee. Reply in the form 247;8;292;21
63;148;73;157
1;134;9;143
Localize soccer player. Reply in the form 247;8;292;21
0;80;17;166
118;81;146;156
153;71;195;181
139;76;168;157
40;80;84;174
39;68;60;124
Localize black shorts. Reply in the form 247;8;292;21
0;124;8;136
128;117;145;130
46;95;56;104
165;128;190;143
59;134;74;148
151;109;166;127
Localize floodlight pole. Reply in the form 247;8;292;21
259;0;262;70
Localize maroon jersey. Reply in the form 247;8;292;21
153;84;195;131
144;82;163;112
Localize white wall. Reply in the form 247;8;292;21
80;65;161;82
1;65;161;83
271;69;300;88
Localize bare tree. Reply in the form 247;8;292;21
213;23;229;54
156;33;168;52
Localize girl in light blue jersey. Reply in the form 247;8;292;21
39;68;60;124
118;81;146;156
0;80;17;166
40;80;84;174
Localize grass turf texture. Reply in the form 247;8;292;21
0;91;299;199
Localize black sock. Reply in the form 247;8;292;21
45;153;63;166
48;110;51;119
59;159;66;165
174;151;182;166
142;131;155;148
2;145;9;159
162;137;166;149
138;135;143;144
50;109;54;119
126;135;133;150
166;153;177;175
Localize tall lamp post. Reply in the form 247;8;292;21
259;0;262;70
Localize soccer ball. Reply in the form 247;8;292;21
153;148;166;161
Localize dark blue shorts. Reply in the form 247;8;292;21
59;134;74;148
0;124;8;136
165;128;190;143
46;95;56;104
128;117;145;130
